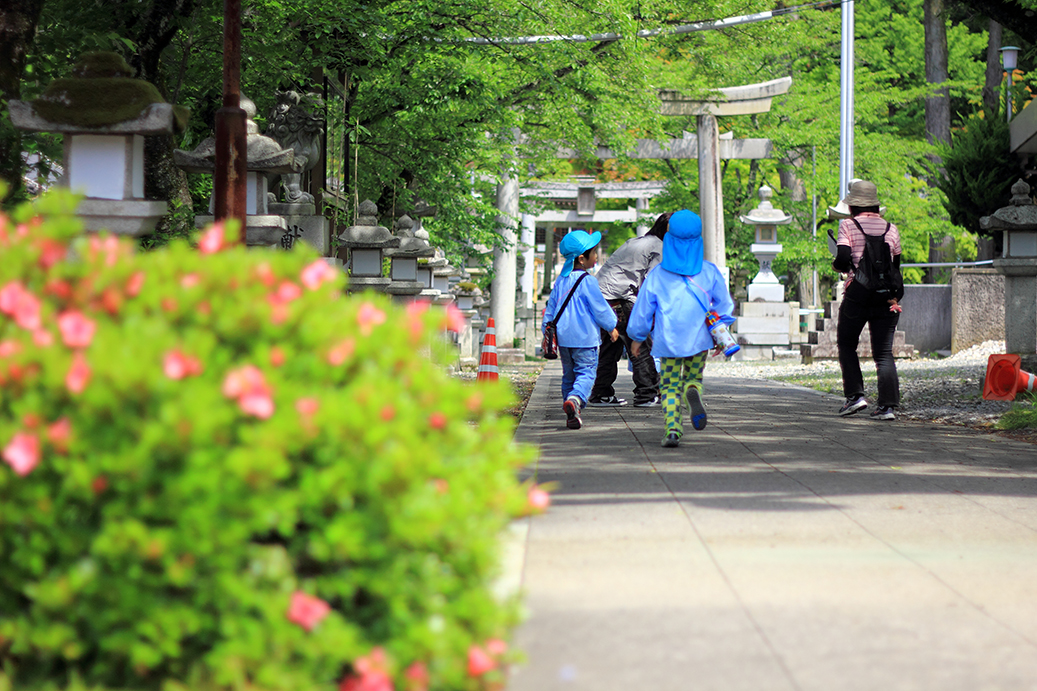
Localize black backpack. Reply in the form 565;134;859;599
851;219;903;300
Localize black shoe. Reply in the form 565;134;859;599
633;396;660;407
686;387;707;430
563;397;583;429
838;396;868;416
870;406;895;421
588;395;627;407
661;432;681;448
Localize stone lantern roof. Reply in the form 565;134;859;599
980;179;1037;232
338;200;400;249
739;185;792;226
9;51;186;135
174;96;297;174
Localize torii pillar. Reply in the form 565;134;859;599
492;173;519;345
658;77;793;271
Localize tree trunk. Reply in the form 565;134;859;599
982;20;1003;118
778;149;807;203
0;0;46;205
924;0;953;283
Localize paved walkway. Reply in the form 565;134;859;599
507;361;1037;691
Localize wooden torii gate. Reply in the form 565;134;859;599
491;77;792;343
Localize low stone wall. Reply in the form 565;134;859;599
951;268;1003;353
900;284;951;354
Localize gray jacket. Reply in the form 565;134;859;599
595;234;663;302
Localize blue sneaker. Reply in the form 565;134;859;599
686;387;707;431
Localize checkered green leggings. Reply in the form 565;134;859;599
659;352;707;436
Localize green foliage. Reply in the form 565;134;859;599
0;191;536;690
996;391;1037;429
937;112;1020;236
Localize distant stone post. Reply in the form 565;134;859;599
981;179;1037;368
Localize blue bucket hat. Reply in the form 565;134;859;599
661;210;703;276
558;229;602;277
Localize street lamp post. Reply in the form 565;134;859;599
1001;46;1020;123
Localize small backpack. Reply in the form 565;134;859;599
851;219;903;300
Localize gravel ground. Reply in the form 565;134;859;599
708;340;1015;428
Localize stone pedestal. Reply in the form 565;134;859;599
800;301;916;363
269;201;330;254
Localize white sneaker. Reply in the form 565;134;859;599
588;395;627;407
634;396;660;407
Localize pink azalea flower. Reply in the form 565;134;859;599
198;223;229;254
357;302;386;336
404;661;429;691
428;412;447;429
33;329;53;347
327;338;355;366
164;350;203;380
341;648;394;691
222;365;275;418
125;271;146;297
295;397;320;416
221;364;268;399
3;432;40;476
66;353;91;394
286;591;331;632
239;392;274;419
486;638;508;656
274;280;303;304
467;645;496;676
444;303;466;333
301;259;338;290
47;418;72;453
36;238;66;269
255;262;276;287
270;347;286;367
57;311;96;348
89;235;122;266
406;301;430;318
528;485;551;511
0;282;42;331
0;340;20;358
180;273;200;288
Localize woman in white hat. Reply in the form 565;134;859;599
832;179;904;421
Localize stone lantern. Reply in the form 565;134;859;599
981;179;1037;367
9;52;185;236
739;184;792;302
174;95;298;245
337;200;400;292
431;252;459;305
385;215;436;299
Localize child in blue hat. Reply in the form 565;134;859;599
627;210;736;447
543;230;620;430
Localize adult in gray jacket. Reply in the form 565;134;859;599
588;212;670;407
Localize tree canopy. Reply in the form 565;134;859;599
1;0;1034;284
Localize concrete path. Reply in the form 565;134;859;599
508;361;1037;691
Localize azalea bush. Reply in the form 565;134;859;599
0;190;544;691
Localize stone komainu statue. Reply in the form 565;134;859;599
266;90;324;204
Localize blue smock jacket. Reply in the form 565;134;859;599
543;270;618;347
627;262;735;357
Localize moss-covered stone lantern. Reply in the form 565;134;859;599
9;52;188;236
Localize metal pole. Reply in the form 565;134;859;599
1007;71;1014;123
214;0;248;239
811;144;819;307
838;0;855;199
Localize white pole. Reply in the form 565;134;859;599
811;144;819;307
839;0;855;199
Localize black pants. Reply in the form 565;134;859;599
590;300;660;404
837;281;900;408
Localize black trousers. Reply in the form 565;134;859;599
590;300;660;404
837;281;900;408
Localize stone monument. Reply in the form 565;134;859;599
265;91;330;254
9;51;186;236
981;179;1037;369
337;200;400;292
174;95;297;246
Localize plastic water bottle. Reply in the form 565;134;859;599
706;311;740;357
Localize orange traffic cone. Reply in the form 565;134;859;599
983;353;1037;400
477;318;499;382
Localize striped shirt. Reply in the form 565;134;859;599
837;212;901;269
